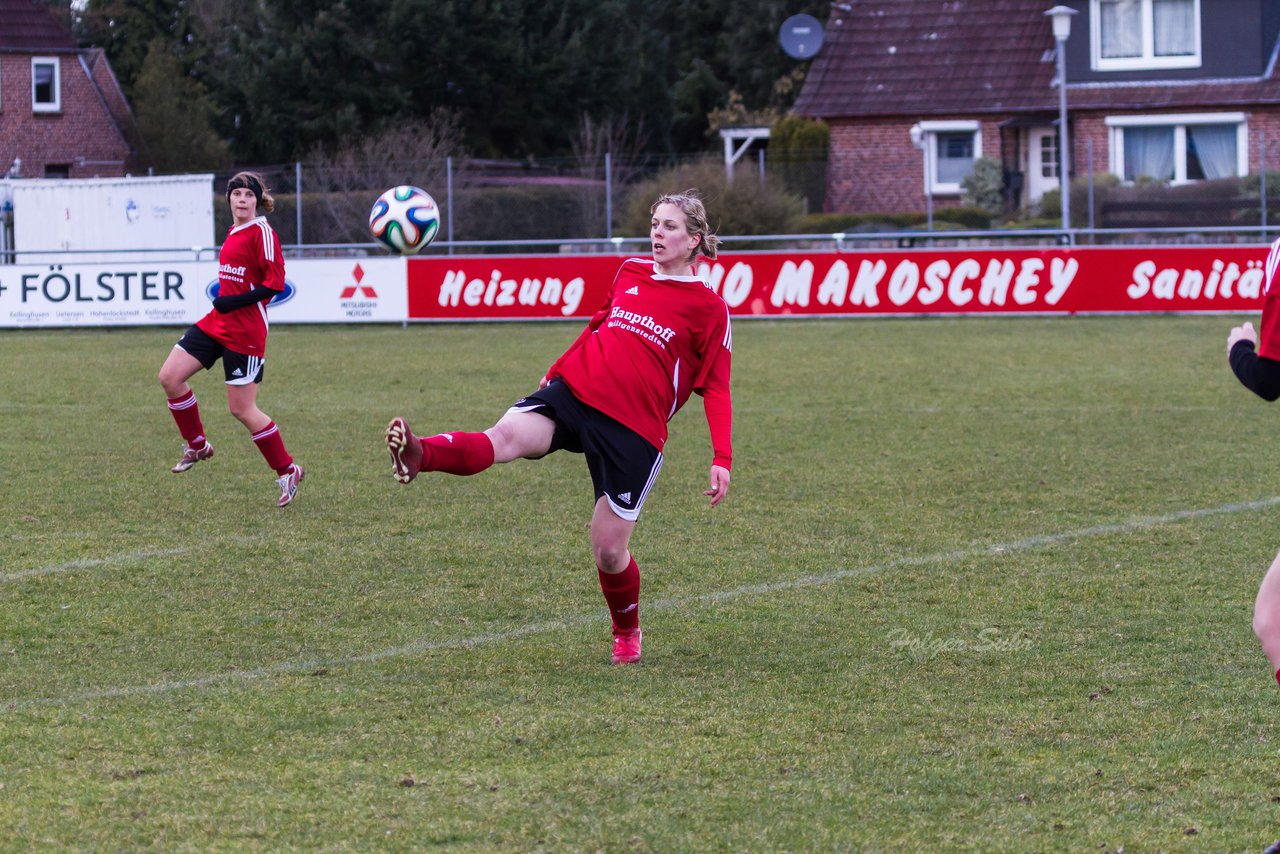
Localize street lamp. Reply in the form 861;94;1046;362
909;123;933;231
1045;5;1077;236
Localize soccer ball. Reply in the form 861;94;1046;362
369;186;440;255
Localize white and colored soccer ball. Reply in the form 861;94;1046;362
369;185;440;255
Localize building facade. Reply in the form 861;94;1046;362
792;0;1280;218
0;0;140;179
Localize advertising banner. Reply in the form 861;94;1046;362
406;246;1271;320
0;260;212;328
268;258;407;324
0;257;408;328
1;245;1272;328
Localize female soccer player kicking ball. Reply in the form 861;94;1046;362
158;172;304;507
386;191;734;665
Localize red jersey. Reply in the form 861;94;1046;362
1262;236;1280;360
548;257;734;467
196;216;284;357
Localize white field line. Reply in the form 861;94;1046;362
1;535;271;583
0;548;190;583
4;496;1278;713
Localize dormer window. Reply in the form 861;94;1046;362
1091;0;1200;71
32;57;60;112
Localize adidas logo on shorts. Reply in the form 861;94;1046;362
232;368;244;377
618;491;632;504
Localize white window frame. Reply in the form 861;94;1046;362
1090;0;1201;71
1105;112;1247;184
32;57;61;113
917;120;982;195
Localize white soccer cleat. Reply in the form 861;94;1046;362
171;441;214;474
276;463;304;507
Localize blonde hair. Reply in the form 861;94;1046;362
651;189;719;261
226;171;275;214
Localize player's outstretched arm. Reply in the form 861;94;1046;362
1228;322;1280;401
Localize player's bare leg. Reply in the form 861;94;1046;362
1253;551;1280;685
483;410;555;462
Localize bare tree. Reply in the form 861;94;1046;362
302;110;467;244
571;113;650;239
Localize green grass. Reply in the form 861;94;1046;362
2;316;1278;850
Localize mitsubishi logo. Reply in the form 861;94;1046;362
340;263;378;299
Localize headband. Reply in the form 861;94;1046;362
226;174;263;203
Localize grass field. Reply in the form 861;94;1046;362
3;316;1280;851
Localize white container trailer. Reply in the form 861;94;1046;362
4;174;215;264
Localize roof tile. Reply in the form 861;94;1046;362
793;0;1280;118
0;0;76;51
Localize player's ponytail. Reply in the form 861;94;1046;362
652;190;719;262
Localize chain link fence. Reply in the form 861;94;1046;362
208;150;830;251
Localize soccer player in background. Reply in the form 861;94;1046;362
158;172;304;508
1227;237;1280;687
386;190;734;665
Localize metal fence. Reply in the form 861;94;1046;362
7;143;1280;263
208;151;742;247
208;142;1280;252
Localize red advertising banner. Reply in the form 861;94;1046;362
406;246;1271;321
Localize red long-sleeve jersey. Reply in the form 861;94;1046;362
196;217;284;357
548;257;734;468
1260;236;1280;360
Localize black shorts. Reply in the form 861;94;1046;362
510;380;662;521
174;325;265;386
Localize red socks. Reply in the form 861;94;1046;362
1274;668;1279;689
421;431;495;476
598;556;641;633
167;390;207;449
169;391;293;476
252;421;294;475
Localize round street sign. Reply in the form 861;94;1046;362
779;13;825;60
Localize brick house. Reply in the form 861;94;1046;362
791;0;1280;218
0;0;141;179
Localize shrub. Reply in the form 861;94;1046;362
769;115;828;213
1037;173;1121;227
797;208;993;234
618;157;805;241
1089;174;1270;228
798;212;907;233
933;205;995;229
960;158;1004;216
1241;171;1280;198
454;185;599;243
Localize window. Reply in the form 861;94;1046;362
1091;0;1200;70
916;121;982;194
44;163;71;178
32;57;60;112
1039;134;1059;179
1106;113;1246;183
